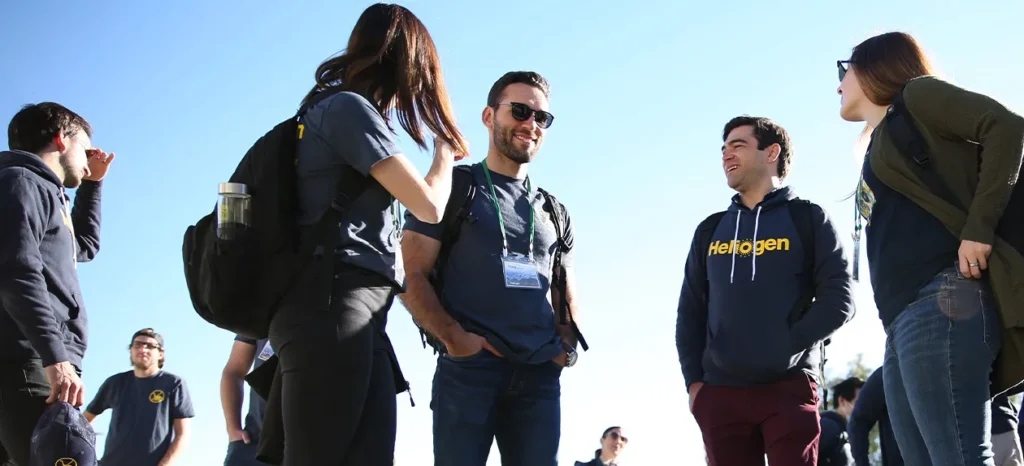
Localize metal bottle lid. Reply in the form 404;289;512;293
218;182;248;195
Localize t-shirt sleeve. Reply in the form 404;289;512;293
403;207;445;240
234;334;256;345
171;378;196;419
85;376;116;415
557;199;575;269
304;92;402;176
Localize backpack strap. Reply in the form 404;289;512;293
538;187;588;352
887;84;967;211
420;165;476;352
696;212;728;277
788;199;835;399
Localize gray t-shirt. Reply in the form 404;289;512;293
404;163;572;364
234;335;272;439
296;91;404;288
86;371;195;466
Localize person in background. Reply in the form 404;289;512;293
991;393;1024;466
819;377;863;465
837;31;1024;465
847;367;903;466
84;328;194;466
220;336;273;466
263;3;470;465
677;116;855;466
574;426;627;466
0;102;114;466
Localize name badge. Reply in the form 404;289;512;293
502;253;543;290
257;342;275;361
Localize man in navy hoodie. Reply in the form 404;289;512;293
0;102;114;465
676;116;855;466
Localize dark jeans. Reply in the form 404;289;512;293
225;437;268;466
693;374;821;466
884;265;1001;466
268;264;398;466
431;351;562;466
0;360;50;466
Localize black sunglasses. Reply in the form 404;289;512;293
498;102;554;129
837;60;853;82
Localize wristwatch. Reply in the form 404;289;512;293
563;343;578;368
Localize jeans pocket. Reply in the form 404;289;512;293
443;349;487;362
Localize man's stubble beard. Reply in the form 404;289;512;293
492;121;538;165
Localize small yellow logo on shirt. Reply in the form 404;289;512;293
55;458;78;466
148;390;166;403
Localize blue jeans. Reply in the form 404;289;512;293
431;351;561;466
884;265;1002;466
224;437;266;466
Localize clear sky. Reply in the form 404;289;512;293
2;0;1022;464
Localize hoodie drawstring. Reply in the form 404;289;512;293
751;205;763;281
729;211;741;284
728;205;764;283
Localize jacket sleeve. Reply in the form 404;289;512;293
789;205;855;352
677;225;708;391
847;369;884;465
0;170;69;366
71;180;102;262
904;76;1024;246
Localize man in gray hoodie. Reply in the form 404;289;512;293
0;102;115;465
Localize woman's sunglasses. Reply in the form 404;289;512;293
837;60;853;82
498;102;554;129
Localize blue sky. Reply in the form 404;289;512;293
2;0;1022;464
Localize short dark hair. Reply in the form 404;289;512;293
129;328;166;368
722;115;793;179
486;71;550;108
8;102;92;154
832;377;865;410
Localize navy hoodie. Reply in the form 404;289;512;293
0;150;101;370
676;187;854;388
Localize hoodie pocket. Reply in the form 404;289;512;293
704;321;801;382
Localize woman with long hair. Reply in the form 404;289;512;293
267;3;469;465
837;31;1024;464
575;426;628;465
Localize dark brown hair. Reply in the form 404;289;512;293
486;71;550;108
722;116;793;179
849;32;935;106
300;3;468;155
7;102;92;154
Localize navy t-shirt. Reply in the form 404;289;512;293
234;335;272;439
85;371;195;466
296;91;404;288
858;146;959;326
403;163;570;365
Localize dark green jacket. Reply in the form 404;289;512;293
868;75;1024;394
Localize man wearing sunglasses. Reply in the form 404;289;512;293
84;329;194;466
401;71;580;466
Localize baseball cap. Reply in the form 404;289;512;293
30;402;97;466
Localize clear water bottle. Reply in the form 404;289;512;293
217;182;251;240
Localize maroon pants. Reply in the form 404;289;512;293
692;374;821;466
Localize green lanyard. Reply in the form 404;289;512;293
482;160;534;259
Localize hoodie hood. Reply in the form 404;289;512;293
724;186;797;283
0;150;63;188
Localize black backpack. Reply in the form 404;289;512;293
693;200;831;393
415;165;589;354
181;90;368;340
887;85;1024;256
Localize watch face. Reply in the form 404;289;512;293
565;350;578;367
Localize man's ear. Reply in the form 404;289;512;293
53;134;67;152
482;106;494;130
766;143;781;164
